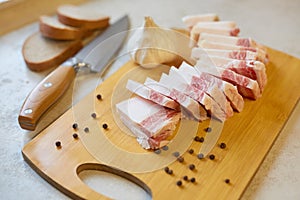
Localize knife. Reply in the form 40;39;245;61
18;15;130;131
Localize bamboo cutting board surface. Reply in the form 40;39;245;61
22;47;300;200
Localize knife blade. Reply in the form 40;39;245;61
18;15;130;131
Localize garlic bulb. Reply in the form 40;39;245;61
127;16;178;68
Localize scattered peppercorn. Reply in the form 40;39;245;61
154;149;161;154
55;141;61;148
194;136;200;142
102;123;108;129
177;156;184;163
176;180;182;186
164;167;169;173
84;127;89;133
96;94;102;100
162;146;169;151
73;133;78;139
183;176;188;181
199;137;205;143
190;177;196;183
205;127;212;132
167;169;173;175
209;154;215;160
225;179;230;184
197;153;204;159
173;152;180;157
188;149;194;154
72;123;78;129
220;142;227;149
91;113;97;118
189;164;195;170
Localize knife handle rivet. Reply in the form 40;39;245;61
43;82;53;88
24;108;33;114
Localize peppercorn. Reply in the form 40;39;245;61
72;123;78;129
91;113;97;118
194;136;200;142
177;156;184;163
55;141;61;148
173;152;180;157
162;146;169;151
183;176;188;181
96;94;102;100
188;149;194;154
205;127;212;132
102;123;108;129
199;137;204;143
176;180;182;186
190;177;196;183
197;153;204;159
73;133;78;139
209;154;215;160
164;167;169;173
189;164;195;170
167;169;173;175
225;179;230;184
220;142;226;149
84;127;89;133
154;149;161;154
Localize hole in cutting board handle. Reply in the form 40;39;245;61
77;163;152;200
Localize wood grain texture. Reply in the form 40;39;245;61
19;66;76;131
22;48;300;199
0;0;86;36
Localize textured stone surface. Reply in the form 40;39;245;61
0;0;299;199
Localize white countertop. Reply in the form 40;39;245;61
0;0;299;199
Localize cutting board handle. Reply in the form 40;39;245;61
77;163;152;197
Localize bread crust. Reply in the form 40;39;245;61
39;16;85;40
57;5;110;30
22;32;83;71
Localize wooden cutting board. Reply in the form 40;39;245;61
22;47;300;200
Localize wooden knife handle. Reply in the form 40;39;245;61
18;65;76;131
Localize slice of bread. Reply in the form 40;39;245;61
39;15;86;40
57;4;110;30
22;32;83;71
